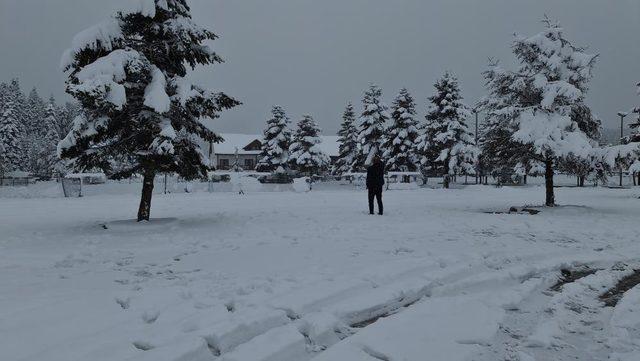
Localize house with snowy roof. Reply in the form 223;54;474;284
203;134;339;171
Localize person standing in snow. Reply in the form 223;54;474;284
366;155;385;215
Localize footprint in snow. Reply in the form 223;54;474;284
115;297;131;310
142;310;160;324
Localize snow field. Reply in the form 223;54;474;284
1;185;639;361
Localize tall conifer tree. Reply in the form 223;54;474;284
59;0;240;221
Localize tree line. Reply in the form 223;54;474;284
0;79;80;178
254;106;330;176
334;74;477;190
331;17;640;206
2;0;638;220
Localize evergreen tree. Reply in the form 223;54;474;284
0;82;8;108
421;72;477;188
24;88;47;173
59;0;240;221
482;18;597;205
25;88;46;133
480;61;532;184
333;102;358;175
256;105;292;173
56;102;81;141
557;104;603;186
415;111;439;183
382;88;419;172
34;100;62;177
7;79;28;165
625;81;640;183
356;84;389;170
289;115;330;176
0;99;23;176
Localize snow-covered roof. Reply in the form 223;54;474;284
211;133;340;157
213;134;263;155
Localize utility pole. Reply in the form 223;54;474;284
618;112;629;187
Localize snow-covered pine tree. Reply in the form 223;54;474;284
422;72;477;188
56;102;81;142
256;105;292;173
0;82;8;108
333;102;359;175
626;81;640;184
35;99;62;178
382;88;419;172
25;88;46;134
557;104;603;186
356;84;389;170
289;115;330;176
59;0;240;221
0;99;23;177
7;79;28;166
484;18;596;205
24;88;47;174
481;61;531;185
415;112;438;183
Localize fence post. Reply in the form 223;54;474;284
164;173;167;194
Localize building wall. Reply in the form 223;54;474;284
216;154;259;170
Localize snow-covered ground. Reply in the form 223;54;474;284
1;182;639;361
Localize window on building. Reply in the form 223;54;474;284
244;159;254;169
219;159;230;170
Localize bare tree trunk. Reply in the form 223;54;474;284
443;174;450;189
545;159;555;207
137;170;156;222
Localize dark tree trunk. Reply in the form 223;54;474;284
443;174;450;189
137;170;156;222
523;174;527;185
578;176;585;187
545;159;555;207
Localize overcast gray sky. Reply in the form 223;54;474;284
1;0;638;134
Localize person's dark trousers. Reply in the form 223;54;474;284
368;187;383;215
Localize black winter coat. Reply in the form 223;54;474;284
366;162;385;190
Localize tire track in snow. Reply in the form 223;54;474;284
475;262;640;361
126;255;633;361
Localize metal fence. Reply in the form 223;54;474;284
0;178;32;187
61;178;83;197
